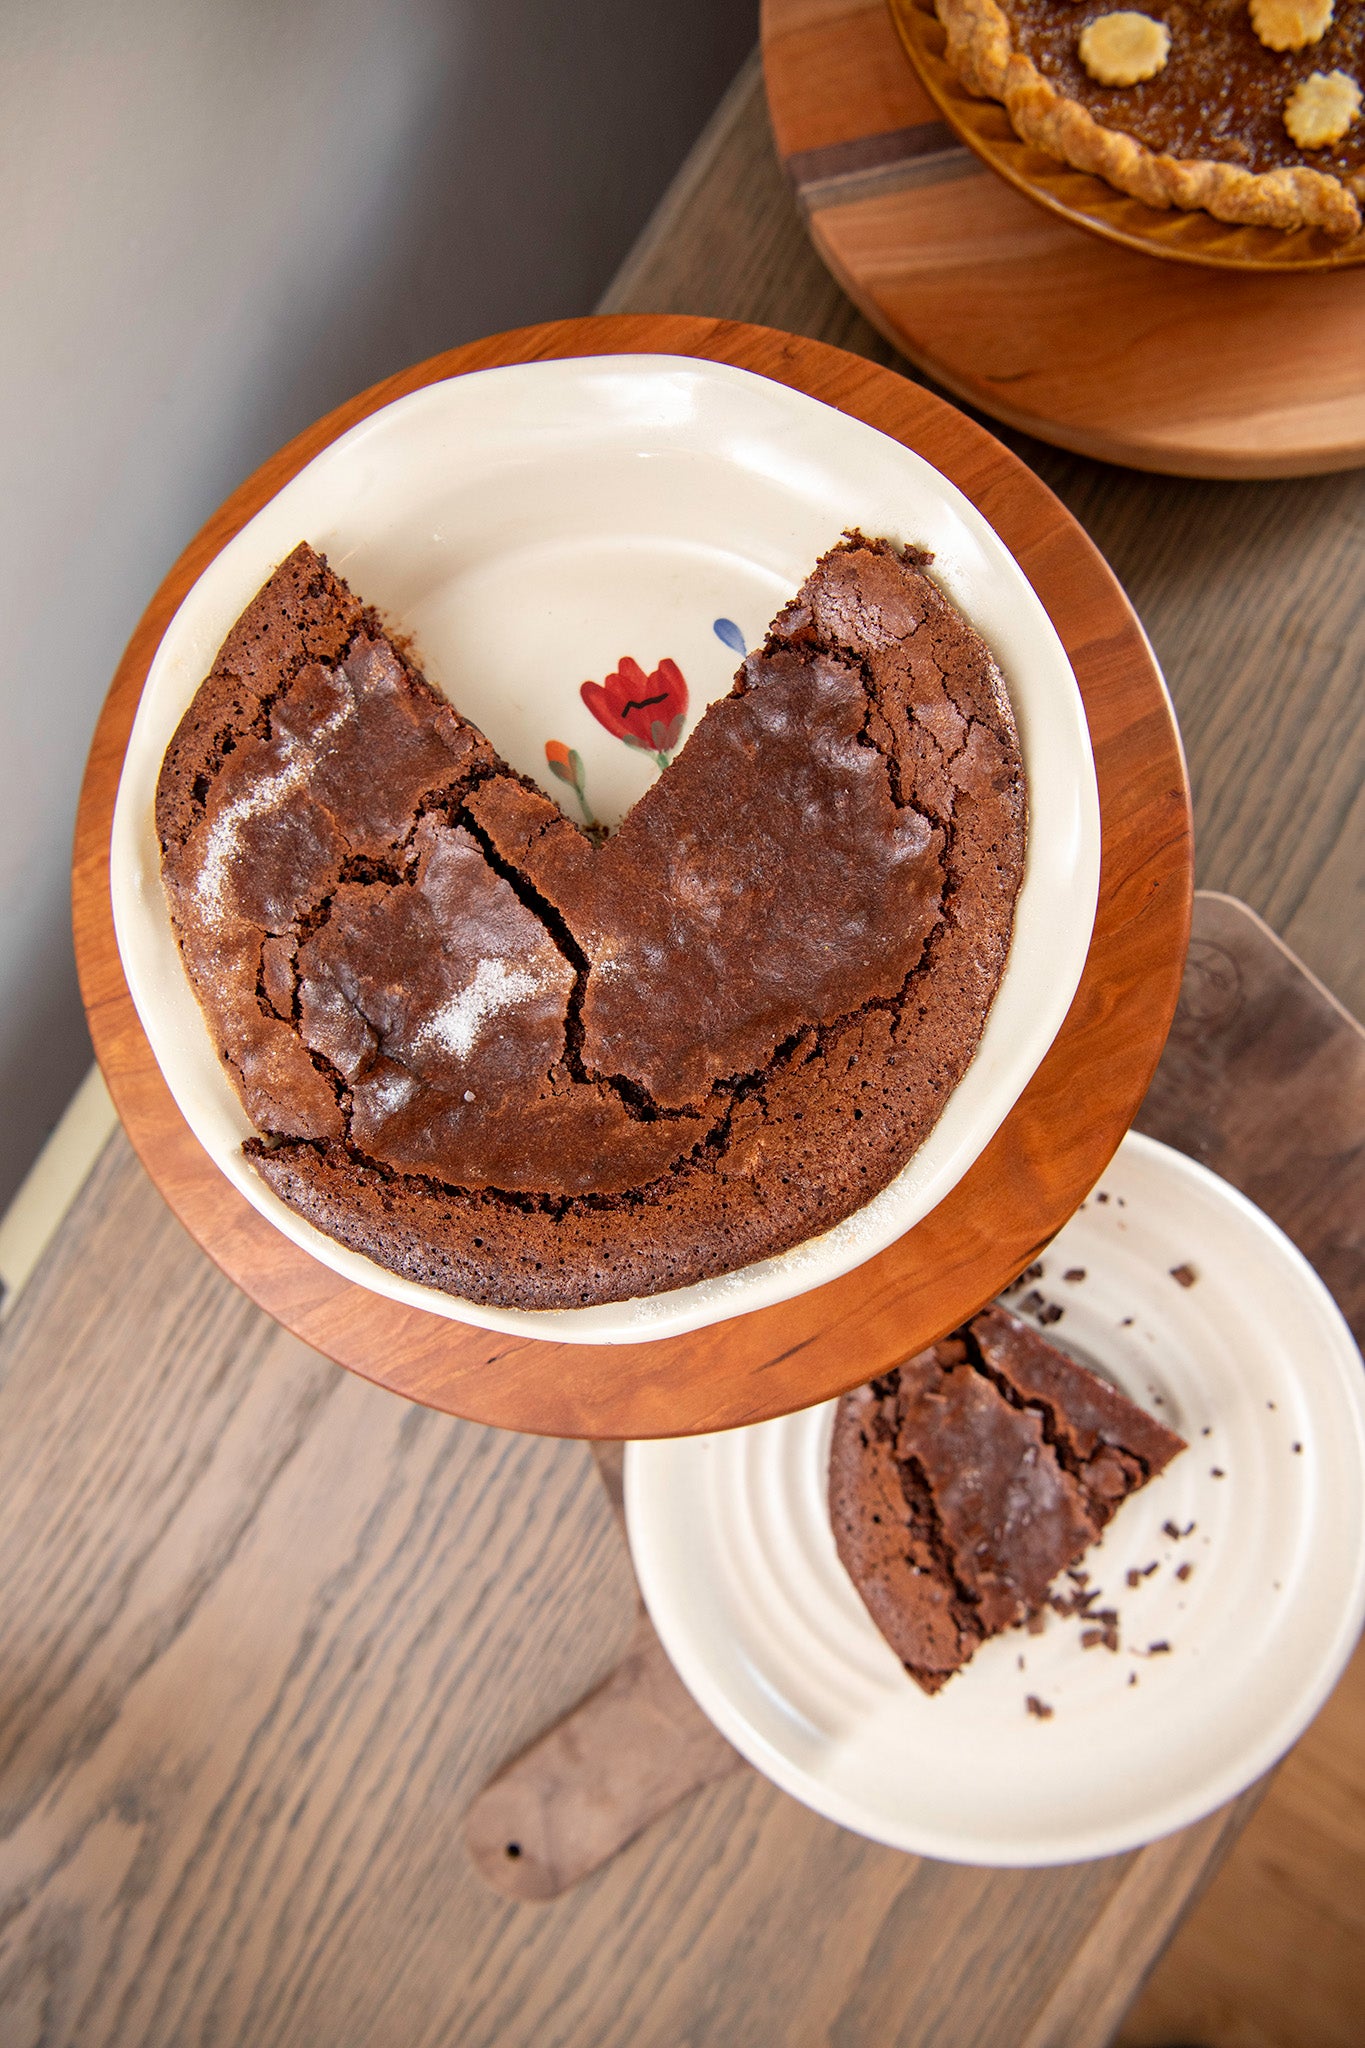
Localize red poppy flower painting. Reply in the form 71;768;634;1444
581;656;689;767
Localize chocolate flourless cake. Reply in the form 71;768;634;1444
156;536;1026;1310
829;1305;1186;1692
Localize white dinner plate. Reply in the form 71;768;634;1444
625;1132;1365;1863
111;353;1099;1343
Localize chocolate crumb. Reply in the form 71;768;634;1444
1014;1261;1044;1287
1162;1518;1196;1540
1144;1640;1172;1655
1175;1562;1193;1582
1126;1562;1158;1587
1120;1316;1135;1327
1063;1268;1087;1283
1051;1583;1111;1625
1080;1611;1120;1651
1019;1289;1045;1316
1025;1695;1054;1719
1096;1192;1110;1204
1170;1264;1197;1288
1127;1672;1138;1686
1201;1425;1212;1436
1037;1301;1064;1326
1017;1654;1025;1670
1267;1401;1276;1411
1292;1442;1303;1454
1210;1467;1225;1478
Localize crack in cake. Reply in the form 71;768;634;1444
155;536;1026;1310
829;1304;1186;1691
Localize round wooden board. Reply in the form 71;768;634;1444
73;313;1191;1440
761;0;1365;478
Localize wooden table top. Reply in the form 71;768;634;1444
2;49;1362;2048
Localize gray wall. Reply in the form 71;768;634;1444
0;0;754;1212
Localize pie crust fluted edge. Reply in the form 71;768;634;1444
935;0;1363;236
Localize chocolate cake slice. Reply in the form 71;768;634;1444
829;1305;1186;1693
157;535;1026;1310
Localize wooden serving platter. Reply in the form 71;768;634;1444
72;312;1191;1440
762;0;1365;478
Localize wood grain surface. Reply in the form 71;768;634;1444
1135;895;1365;1341
1119;1627;1365;2046
761;0;1365;477
0;1142;1261;2048
1;45;1358;2048
464;1608;743;1902
73;313;1191;1440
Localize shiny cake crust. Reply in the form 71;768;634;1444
157;538;1026;1311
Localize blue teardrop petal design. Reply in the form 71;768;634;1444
713;617;746;654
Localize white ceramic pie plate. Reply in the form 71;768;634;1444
626;1133;1365;1863
110;354;1100;1343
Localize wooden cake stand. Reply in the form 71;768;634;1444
762;0;1365;478
72;313;1191;1440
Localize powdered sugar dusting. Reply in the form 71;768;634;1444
413;957;549;1062
360;1067;419;1118
194;700;354;917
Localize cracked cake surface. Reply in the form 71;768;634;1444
156;536;1026;1310
829;1305;1186;1692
